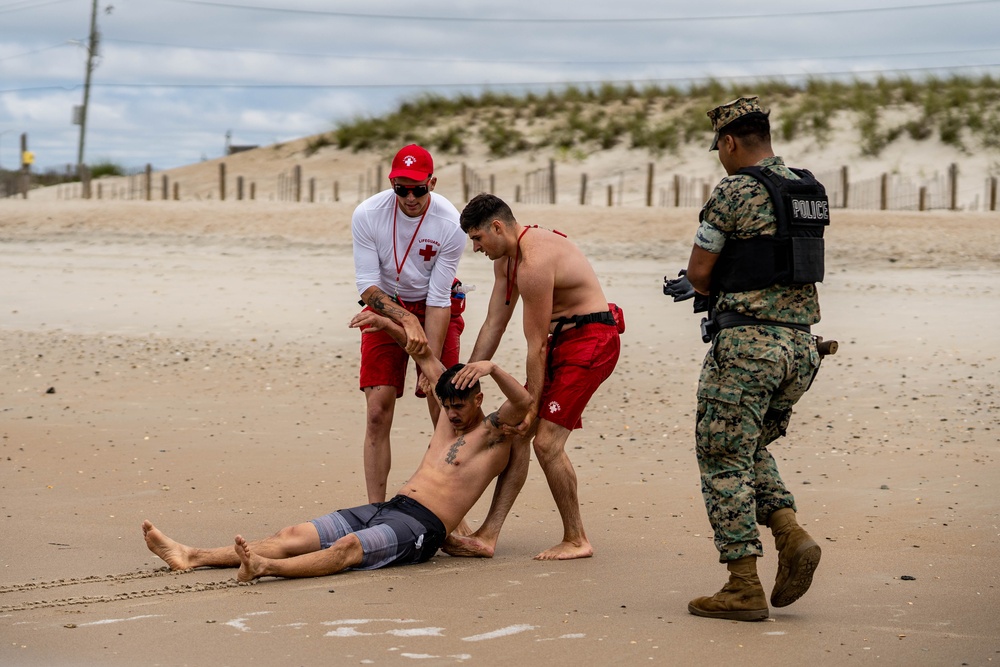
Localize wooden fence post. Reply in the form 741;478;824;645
841;165;849;208
702;182;710;203
548;159;556;204
236;176;244;201
333;180;339;202
489;174;495;195
309;177;315;203
162;174;168;200
461;163;468;201
673;174;681;207
646;163;654;207
250;182;255;201
880;173;888;211
949;163;958;211
606;184;613;207
80;166;91;200
515;184;521;203
990;176;997;211
97;182;102;200
19;132;29;199
919;186;927;211
219;163;226;201
580;173;587;205
173;182;179;200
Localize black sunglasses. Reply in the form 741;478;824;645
393;183;430;198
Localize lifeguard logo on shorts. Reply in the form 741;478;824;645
547;401;561;414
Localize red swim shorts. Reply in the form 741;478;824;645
358;300;464;398
539;322;620;430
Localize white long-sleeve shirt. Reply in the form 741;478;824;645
352;189;465;308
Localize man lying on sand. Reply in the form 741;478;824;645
143;310;531;582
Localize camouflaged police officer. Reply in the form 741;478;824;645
663;95;829;621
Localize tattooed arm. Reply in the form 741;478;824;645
350;308;446;390
478;362;532;429
359;285;429;356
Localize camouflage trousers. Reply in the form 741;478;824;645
696;325;821;563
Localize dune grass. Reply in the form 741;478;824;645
331;75;1000;159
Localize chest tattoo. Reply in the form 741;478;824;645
445;434;466;465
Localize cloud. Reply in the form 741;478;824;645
2;0;999;170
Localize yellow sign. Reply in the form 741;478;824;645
22;150;34;166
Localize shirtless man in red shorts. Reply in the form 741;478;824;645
450;193;623;561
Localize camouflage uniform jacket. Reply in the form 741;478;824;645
694;156;821;326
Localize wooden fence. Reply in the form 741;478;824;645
15;160;1000;213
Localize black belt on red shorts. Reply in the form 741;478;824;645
551;310;616;337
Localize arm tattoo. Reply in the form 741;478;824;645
445;434;466;465
370;292;407;321
482;411;507;448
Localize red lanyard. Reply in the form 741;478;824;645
504;225;567;305
505;226;534;305
392;202;429;296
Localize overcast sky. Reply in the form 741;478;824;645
2;0;999;172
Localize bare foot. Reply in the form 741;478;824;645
453;518;474;537
142;520;195;570
442;533;495;558
234;535;267;582
534;540;593;561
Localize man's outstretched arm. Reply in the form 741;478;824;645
349;310;445;389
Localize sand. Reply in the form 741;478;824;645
1;198;998;666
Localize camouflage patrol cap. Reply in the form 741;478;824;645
708;96;764;151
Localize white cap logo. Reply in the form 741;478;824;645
403;155;417;166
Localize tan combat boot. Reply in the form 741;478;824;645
688;556;769;621
768;508;821;607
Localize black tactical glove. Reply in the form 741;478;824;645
693;292;710;313
664;270;711;313
663;270;695;301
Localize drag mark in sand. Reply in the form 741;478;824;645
0;569;176;594
401;653;471;661
0;577;242;613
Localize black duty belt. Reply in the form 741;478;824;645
714;311;811;334
551;310;616;337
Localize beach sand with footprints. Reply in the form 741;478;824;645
1;197;998;665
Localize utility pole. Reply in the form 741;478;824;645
76;0;100;179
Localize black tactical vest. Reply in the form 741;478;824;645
711;166;830;293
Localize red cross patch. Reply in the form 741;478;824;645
419;244;437;261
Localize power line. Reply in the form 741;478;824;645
100;36;1000;68
0;0;75;15
0;41;79;63
3;62;998;95
159;0;1000;23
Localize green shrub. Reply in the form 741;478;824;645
305;133;333;156
480;121;529;158
939;112;965;149
89;160;125;178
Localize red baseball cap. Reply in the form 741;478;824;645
388;144;433;181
